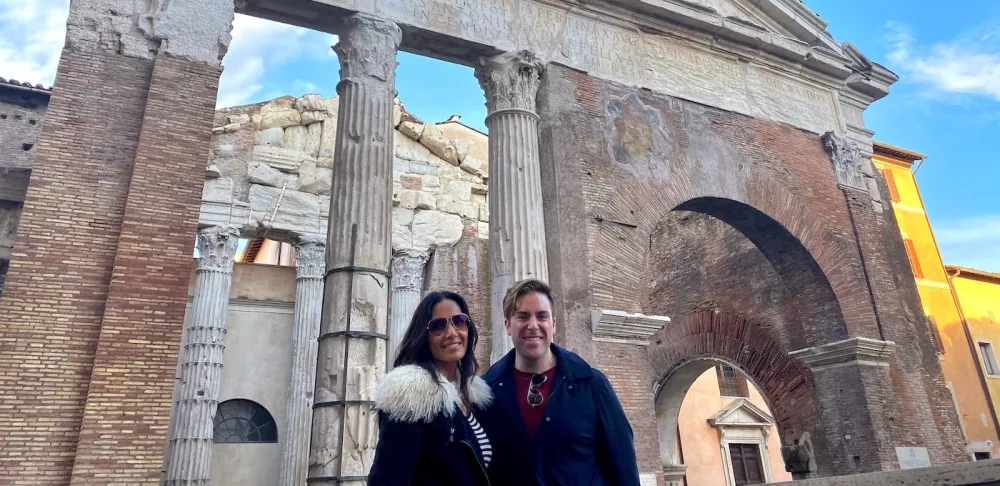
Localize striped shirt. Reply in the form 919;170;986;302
466;412;492;467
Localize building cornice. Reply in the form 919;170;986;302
591;309;671;341
789;337;896;370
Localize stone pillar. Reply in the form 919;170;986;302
308;13;401;485
279;235;326;486
165;225;240;485
389;252;429;365
475;51;550;363
790;337;899;475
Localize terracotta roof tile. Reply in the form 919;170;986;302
0;76;51;92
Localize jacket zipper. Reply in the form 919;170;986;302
459;440;491;486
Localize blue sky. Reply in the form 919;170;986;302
1;0;997;271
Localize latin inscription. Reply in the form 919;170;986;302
377;0;517;48
747;67;836;133
323;0;845;133
518;2;566;56
558;14;644;85
644;37;748;113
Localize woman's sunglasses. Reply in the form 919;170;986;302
427;313;470;336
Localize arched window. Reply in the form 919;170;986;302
213;399;278;443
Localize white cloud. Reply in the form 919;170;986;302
885;21;1000;101
217;14;338;108
934;214;1000;273
0;2;337;105
0;0;70;86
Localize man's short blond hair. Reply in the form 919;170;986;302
502;279;554;320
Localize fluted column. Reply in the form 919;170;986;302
280;235;326;486
308;13;401;485
389;252;429;365
475;51;550;363
165;225;240;485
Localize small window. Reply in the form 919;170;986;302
927;315;945;355
975;452;991;461
213;399;278;443
717;364;749;398
979;342;1000;377
903;239;924;279
882;169;901;202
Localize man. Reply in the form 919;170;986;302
483;279;641;485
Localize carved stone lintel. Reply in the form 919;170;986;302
821;131;866;191
475;50;545;115
295;235;326;279
334;13;402;84
391;252;429;292
789;337;896;371
196;225;240;271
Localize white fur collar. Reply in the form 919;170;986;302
374;365;493;423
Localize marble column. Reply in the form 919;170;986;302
308;13;401;485
165;225;240;485
475;51;550;363
389;252;429;366
279;235;326;486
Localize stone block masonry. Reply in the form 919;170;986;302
0;47;155;484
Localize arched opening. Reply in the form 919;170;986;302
650;310;826;484
213;399;278;444
644;197;843;481
644;197;848;352
655;357;790;486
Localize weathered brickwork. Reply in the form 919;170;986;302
0;84;48;171
842;179;967;464
595;341;662;477
0;48;154;483
70;56;222;484
537;63;966;476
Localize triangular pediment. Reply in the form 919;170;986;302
662;0;842;53
708;398;775;428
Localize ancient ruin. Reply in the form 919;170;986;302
0;0;991;484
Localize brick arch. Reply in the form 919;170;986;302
592;164;875;342
649;309;830;475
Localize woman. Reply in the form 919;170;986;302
368;291;495;486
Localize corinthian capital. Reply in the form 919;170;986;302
391;253;429;292
334;13;402;84
197;226;240;272
475;50;545;114
295;235;326;279
821;131;866;190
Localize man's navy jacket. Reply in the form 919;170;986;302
482;344;642;486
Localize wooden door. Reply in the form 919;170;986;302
729;443;765;485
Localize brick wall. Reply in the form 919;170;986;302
596;341;661;476
0;86;48;171
69;55;222;483
0;48;154;483
537;63;965;476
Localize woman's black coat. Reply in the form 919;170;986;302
368;365;495;486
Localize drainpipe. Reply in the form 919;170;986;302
947;267;1000;444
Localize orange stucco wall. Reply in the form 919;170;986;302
873;151;999;459
678;368;791;485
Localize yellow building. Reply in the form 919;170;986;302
948;265;1000;461
872;142;999;460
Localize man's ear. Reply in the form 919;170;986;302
505;318;512;336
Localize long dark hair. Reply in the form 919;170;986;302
394;291;480;400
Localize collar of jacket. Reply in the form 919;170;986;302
374;365;494;423
484;344;595;384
